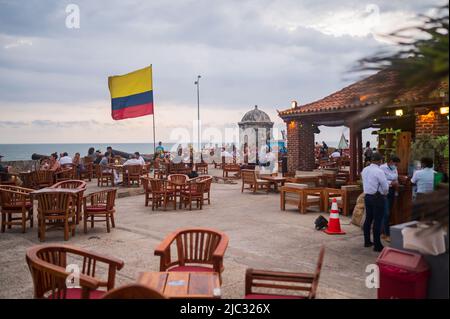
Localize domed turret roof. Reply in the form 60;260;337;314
240;105;272;123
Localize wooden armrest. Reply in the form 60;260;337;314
63;246;124;270
246;268;314;282
154;231;178;256
212;236;229;260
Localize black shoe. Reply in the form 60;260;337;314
374;246;384;252
364;242;374;248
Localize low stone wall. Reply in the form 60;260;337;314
2;160;38;173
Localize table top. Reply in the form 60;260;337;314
137;271;221;299
30;187;84;195
259;175;287;182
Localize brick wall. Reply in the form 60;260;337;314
415;108;448;137
285;119;316;174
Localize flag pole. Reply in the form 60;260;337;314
151;64;156;155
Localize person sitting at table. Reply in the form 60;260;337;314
0;154;10;183
330;149;341;159
135;152;145;165
73;152;85;175
123;154;141;166
100;152;120;184
94;150;103;165
107;146;115;157
59;152;73;165
411;157;435;200
43;153;60;171
87;147;96;160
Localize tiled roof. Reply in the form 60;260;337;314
279;70;446;117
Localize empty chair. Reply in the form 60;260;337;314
149;179;176;211
195;175;213;205
55;165;76;182
102;284;166;299
180;180;206;210
26;244;124;299
83;189;117;233
35;190;77;241
241;169;270;193
154;228;229;283
50;180;87;224
245;246;325;299
0;185;34;233
141;177;153;207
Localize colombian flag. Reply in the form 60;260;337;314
108;66;153;120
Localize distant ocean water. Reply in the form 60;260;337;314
0;143;176;161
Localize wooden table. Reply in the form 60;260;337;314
259;175;286;192
137;272;221;299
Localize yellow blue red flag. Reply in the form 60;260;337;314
108;66;153;120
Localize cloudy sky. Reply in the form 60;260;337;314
0;0;444;145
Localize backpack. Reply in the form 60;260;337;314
314;215;328;230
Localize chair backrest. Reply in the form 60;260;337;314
309;246;325;299
149;179;165;192
51;180;87;190
175;228;228;266
26;244;124;299
88;189;117;210
241;169;256;183
102;284;165;299
19;171;36;189
34;170;54;185
35;191;73;217
168;174;189;184
125;165;142;176
196;176;212;191
0;185;33;207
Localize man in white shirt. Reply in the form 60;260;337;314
134;152;145;165
330;150;341;159
59;152;73;165
411;157;435;198
123;154;141;166
361;153;389;252
379;155;401;241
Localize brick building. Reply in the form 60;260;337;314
278;70;449;180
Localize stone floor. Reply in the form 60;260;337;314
0;169;380;299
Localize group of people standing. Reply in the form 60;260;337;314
362;152;437;252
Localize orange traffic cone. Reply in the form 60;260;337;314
324;198;346;235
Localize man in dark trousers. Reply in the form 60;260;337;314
361;153;389;252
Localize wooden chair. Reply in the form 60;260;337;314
19;171;36;189
195;162;208;175
245;246;325;299
141;177;153;207
80;157;94;181
123;165;142;187
26;244;124;299
96;165;115;187
323;186;362;216
168;174;189;202
34;170;54;189
149;179;176;211
35;191;77;241
102;284;166;299
55;165;76;182
50;180;87;224
195;175;212;205
280;186;325;214
83;189;117;233
0;185;34;233
223;163;241;178
241;169;270;193
180;180;205;210
154;228;229;283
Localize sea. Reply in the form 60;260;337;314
0;143;176;161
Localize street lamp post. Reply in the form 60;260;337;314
194;75;201;157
